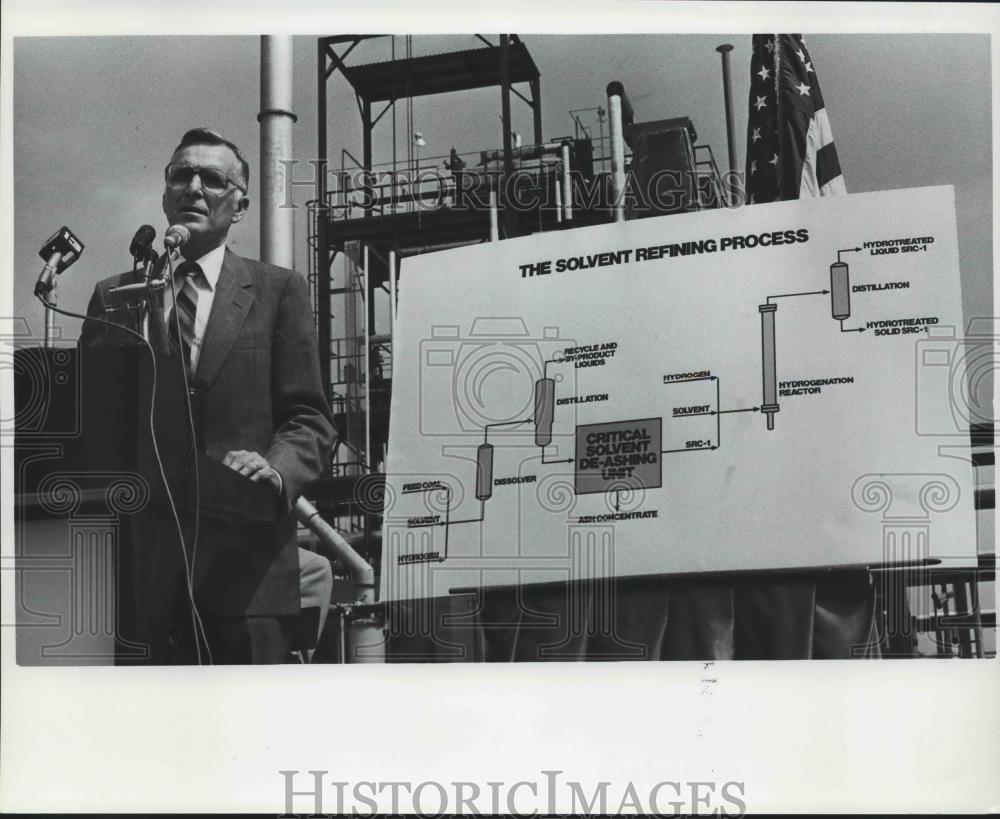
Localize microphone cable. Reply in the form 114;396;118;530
38;286;213;665
163;251;207;660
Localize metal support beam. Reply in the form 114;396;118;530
317;38;332;395
500;34;514;238
531;77;542;147
371;98;396;127
324;38;363;81
508;84;534;108
362;100;372;170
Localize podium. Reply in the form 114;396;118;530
14;345;279;664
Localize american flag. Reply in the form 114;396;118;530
745;34;846;204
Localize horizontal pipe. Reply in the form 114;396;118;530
480;141;569;163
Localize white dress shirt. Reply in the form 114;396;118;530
160;242;226;375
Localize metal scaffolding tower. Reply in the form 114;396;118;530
307;35;728;571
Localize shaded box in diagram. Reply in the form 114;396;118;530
574;417;663;495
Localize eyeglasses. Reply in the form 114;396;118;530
164;163;246;194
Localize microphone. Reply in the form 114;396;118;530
34;226;84;297
109;224;190;295
129;224;157;262
164;224;191;251
110;225;163;297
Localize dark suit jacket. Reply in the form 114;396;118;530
80;248;334;617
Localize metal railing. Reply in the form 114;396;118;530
316;145;568;224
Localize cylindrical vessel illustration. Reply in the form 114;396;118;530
759;303;779;430
476;443;494;501
830;261;851;320
534;377;555;447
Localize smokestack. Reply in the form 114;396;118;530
259;35;296;268
606;81;631;223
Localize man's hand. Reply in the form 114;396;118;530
223;450;283;496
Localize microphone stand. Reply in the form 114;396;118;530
110;250;173;345
44;281;58;348
136;249;159;342
36;250;64;348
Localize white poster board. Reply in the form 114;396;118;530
382;186;976;601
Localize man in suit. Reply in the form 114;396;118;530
80;128;335;663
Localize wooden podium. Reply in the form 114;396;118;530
14;345;278;664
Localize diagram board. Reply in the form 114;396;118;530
381;186;976;602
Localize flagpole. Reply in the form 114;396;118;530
716;43;738;207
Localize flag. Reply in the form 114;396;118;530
745;34;846;204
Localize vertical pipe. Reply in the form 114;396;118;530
387;245;396;473
337;608;347;664
342;156;352;218
759;303;779;431
316;40;331;399
560;141;573;222
362;244;371;471
538;147;545;231
391;37;397;214
554;168;563;224
259;35;296;268
598;112;605;174
953;581;973;658
489;188;499;241
606;82;626;223
343;250;358;475
362;99;373;218
715;44;738;208
969;577;984;658
350;615;385;663
388;248;397;335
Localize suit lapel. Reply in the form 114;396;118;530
195;248;254;388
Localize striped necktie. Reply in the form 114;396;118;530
168;261;202;375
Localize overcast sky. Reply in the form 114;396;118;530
10;33;992;341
